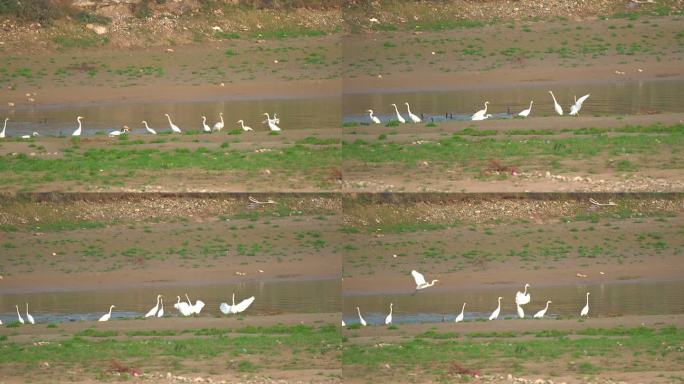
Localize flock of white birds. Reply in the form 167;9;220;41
0;293;255;325
345;270;592;327
0;112;282;139
365;91;590;124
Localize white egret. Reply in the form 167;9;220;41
367;109;381;124
164;113;182;133
569;94;590;116
405;102;421;123
26;303;35;325
580;292;590;317
142;121;157;135
341;319;346;327
518;101;533;117
534;300;552;319
515;283;531;306
98;305;115;322
185;293;205;315
385;303;393;325
0;117;8;138
516;304;525;319
237;120;253;131
273;113;280;124
263;113;281;131
202;116;212;133
548;91;563;116
390;103;406;123
174;296;193;316
455;302;466;323
157;297;164;318
15;305;24;324
21;132;39;139
472;101;489;120
471;113;492;121
489;297;502;321
219;293;255;314
0;319;3;325
72;116;84;136
213;112;224;132
108;126;130;137
356;306;367;326
144;294;162;318
411;270;439;291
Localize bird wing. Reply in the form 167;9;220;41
411;270;427;286
144;305;158;318
575;94;590;107
234;296;255;313
194;300;205;312
219;302;231;314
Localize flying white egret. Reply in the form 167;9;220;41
356;306;367;326
534;300;552;319
569;94;590;116
516;304;525;319
98;305;115;322
202;116;212;133
548;91;563;116
405;102;421;123
385;303;393;325
15;305;24;324
411;270;439;291
489;297;502;321
237;120;253;131
515;283;531;306
219;293;255;314
25;303;35;325
213;112;225;132
108;126;130;137
580;292;590;317
518;101;533;117
367;109;381;124
144;295;162;318
185;293;205;315
0;117;8;138
164;113;182;133
142;120;157;135
263;113;281;131
455;302;466;323
174;296;193;316
472;101;489;120
72;116;84;136
390;104;406;123
157;297;164;318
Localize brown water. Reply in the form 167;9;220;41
343;280;684;325
2;96;341;137
342;78;684;123
0;278;339;324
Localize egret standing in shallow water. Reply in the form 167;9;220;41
157;297;164;318
237;120;253;131
202;116;212;133
548;91;563;116
385;303;393;325
405;102;421;123
569;94;590;116
455;302;466;323
98;305;115;322
516;304;525;319
213;112;224;132
0;117;8;138
471;101;489;121
356;307;367;326
390;104;406;124
142;121;157;135
144;294;162;318
72;116;84;136
263;113;281;131
489;297;502;321
15;305;24;324
515;283;531;306
25;303;35;325
219;293;255;314
411;270;439;291
367;109;381;124
580;292;590;317
174;296;193;316
164;113;182;133
518;101;533;117
534;300;552;319
185;293;205;315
